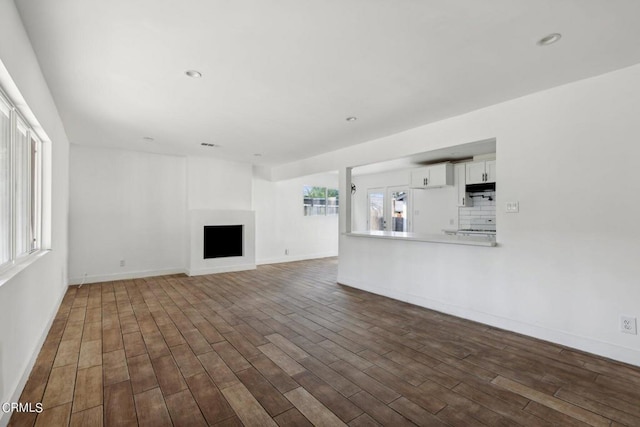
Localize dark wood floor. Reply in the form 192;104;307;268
9;258;640;426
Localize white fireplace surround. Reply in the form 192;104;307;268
188;210;256;276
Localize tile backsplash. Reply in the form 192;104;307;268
459;190;496;230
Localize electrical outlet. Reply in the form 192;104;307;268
120;259;125;267
620;316;637;335
505;201;519;213
449;218;454;225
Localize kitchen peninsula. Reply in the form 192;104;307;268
345;230;496;246
349;145;497;246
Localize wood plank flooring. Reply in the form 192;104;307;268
9;258;640;426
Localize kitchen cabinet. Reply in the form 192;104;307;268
465;160;496;184
455;163;473;207
486;160;496;183
410;163;453;189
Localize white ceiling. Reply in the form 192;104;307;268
14;0;640;166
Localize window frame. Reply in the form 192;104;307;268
303;186;339;217
30;133;42;253
0;91;12;268
0;86;46;274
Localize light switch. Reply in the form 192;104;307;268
506;201;519;213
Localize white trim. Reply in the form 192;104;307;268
0;278;66;427
338;275;640;368
68;267;187;285
257;251;338;265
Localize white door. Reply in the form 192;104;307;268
388;186;409;232
367;189;385;231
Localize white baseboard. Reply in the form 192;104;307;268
67;254;338;284
186;264;256;276
338;275;640;368
257;251;338;266
68;267;187;285
0;282;67;427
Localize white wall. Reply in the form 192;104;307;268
69;150;338;281
272;64;640;366
0;2;70;425
69;150;265;283
187;156;252;210
253;172;339;264
69;146;187;283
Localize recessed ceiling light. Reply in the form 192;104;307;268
143;136;154;141
185;70;203;78
537;33;562;46
200;143;219;147
346;117;357;122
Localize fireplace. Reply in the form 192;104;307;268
188;210;255;276
203;225;243;259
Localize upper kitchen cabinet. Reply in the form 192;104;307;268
465;159;496;184
410;162;453;189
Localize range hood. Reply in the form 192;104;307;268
466;182;496;192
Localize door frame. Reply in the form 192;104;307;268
366;188;385;231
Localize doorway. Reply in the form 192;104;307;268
367;189;385;231
388;186;409;232
367;186;409;232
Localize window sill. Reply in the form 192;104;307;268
0;250;51;288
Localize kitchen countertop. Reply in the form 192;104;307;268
344;231;497;247
443;228;496;235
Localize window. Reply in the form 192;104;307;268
0;95;11;265
0;88;44;272
303;186;339;216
